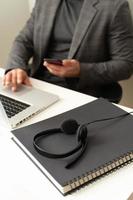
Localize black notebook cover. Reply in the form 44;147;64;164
12;98;133;195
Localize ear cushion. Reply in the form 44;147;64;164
77;125;88;143
61;119;79;135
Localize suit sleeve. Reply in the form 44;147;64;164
5;0;39;72
78;0;133;90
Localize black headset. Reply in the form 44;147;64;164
33;110;133;169
33;119;88;169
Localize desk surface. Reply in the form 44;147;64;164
0;69;132;200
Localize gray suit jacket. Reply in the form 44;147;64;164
6;0;133;101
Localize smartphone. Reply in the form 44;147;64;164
44;58;63;66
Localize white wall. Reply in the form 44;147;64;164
29;0;35;12
0;0;30;67
120;77;133;108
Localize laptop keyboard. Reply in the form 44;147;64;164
0;94;30;118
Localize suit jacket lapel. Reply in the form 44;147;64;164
68;0;99;59
39;0;61;59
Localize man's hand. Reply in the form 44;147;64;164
3;68;32;91
43;59;80;78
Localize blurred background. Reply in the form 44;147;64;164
0;0;132;108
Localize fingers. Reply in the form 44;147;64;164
3;71;12;87
44;61;64;77
11;70;17;91
62;59;76;67
17;70;25;84
23;77;32;86
43;59;80;78
44;61;61;71
3;69;31;91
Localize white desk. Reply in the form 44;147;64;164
0;69;132;200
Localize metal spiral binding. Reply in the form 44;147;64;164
64;151;133;194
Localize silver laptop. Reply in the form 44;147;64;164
0;78;59;128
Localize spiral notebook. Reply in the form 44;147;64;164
11;98;133;195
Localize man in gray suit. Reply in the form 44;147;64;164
3;0;133;103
